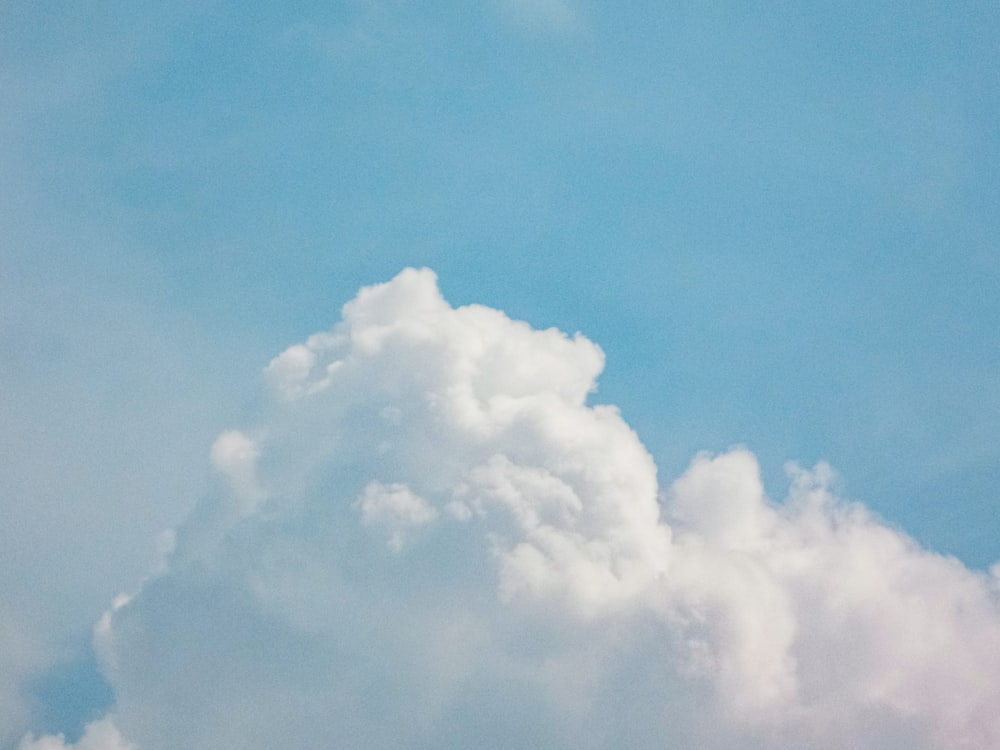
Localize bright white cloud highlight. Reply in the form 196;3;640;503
18;719;133;750
356;481;438;552
69;269;1000;749
209;429;265;514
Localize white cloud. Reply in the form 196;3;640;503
18;719;133;750
63;269;1000;749
0;611;42;749
662;453;1000;747
355;481;438;551
209;429;265;514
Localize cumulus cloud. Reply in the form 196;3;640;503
0;612;42;749
18;719;133;750
32;268;999;749
355;481;439;552
662;453;1000;747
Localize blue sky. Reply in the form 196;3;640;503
2;2;999;748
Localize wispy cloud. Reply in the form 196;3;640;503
491;0;585;35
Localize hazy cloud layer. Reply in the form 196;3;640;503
491;0;583;34
26;269;1000;749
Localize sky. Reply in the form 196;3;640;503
1;2;998;749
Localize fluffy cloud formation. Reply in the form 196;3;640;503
18;719;133;750
27;269;1000;749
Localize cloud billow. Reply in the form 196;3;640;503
25;268;1000;749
